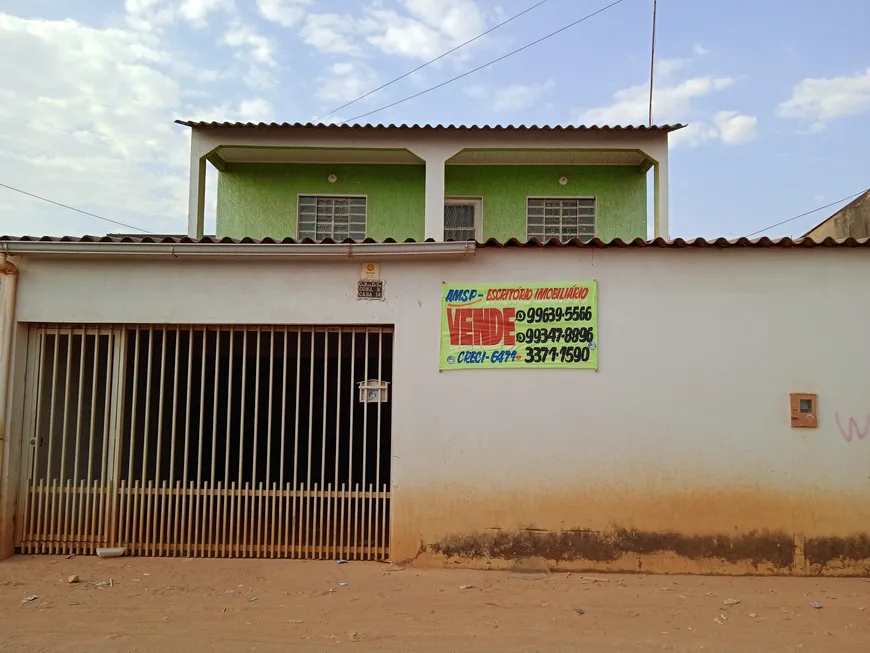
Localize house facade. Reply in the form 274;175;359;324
2;121;870;575
180;122;679;242
1;237;870;575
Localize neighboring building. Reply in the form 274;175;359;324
179;122;681;242
804;189;870;240
1;234;870;576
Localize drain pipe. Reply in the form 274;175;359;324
0;252;18;444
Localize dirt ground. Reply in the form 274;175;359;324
1;556;869;652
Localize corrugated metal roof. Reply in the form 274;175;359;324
175;121;685;134
2;235;869;248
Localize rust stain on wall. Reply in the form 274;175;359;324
430;528;796;570
391;485;870;575
805;535;870;574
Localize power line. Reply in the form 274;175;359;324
343;0;628;124
0;182;153;234
314;0;552;123
745;188;870;238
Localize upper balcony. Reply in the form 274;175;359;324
179;122;683;243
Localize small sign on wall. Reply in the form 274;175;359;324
361;263;380;280
357;279;385;301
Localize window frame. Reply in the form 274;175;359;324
525;195;597;243
443;196;483;241
296;193;368;241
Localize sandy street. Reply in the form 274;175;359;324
1;556;868;652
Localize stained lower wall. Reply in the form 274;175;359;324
5;247;870;574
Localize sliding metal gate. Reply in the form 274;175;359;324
16;325;393;559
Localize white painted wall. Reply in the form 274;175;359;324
8;248;870;562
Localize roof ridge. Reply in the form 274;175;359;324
174;121;686;133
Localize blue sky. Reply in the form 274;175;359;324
0;0;868;239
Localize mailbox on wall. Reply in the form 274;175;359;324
359;379;390;403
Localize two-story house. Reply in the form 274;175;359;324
179;122;681;242
5;119;870;576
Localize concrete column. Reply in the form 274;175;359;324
423;156;448;241
653;154;669;241
408;144;461;241
186;131;214;240
187;155;206;240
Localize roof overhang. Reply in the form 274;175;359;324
214;146;424;166
0;239;476;259
3;236;869;259
447;148;651;166
207;145;653;167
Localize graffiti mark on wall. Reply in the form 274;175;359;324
835;413;870;442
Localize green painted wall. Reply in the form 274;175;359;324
445;165;647;241
217;163;425;240
216;163;646;241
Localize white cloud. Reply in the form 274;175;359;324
187;98;276;123
402;0;486;43
714;110;758;144
125;0;235;30
300;13;361;56
125;0;175;31
667;111;758;148
363;10;447;59
778;67;870;128
577;53;758;149
669;122;718;148
0;13;189;234
656;57;689;78
303;0;489;61
256;0;311;28
178;0;234;27
316;61;379;103
468;80;555;112
693;43;710;56
0;12;271;237
223;22;276;66
579;76;734;126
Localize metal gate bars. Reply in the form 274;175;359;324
17;325;393;559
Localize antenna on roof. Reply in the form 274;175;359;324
648;0;657;126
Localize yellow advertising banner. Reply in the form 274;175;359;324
440;281;598;370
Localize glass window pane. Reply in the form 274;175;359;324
298;195;366;240
527;197;596;243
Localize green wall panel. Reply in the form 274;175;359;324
217;163;646;241
217;163;425;240
444;165;646;241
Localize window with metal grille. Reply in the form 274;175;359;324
298;196;366;241
444;199;481;241
526;197;596;242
